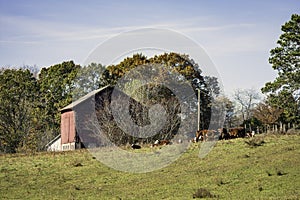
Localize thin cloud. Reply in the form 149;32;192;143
1;14;256;45
182;23;255;32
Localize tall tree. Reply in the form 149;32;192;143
102;52;215;130
262;14;300;125
38;61;80;140
204;76;220;99
233;88;261;123
253;101;283;132
72;63;106;99
212;96;235;128
0;69;39;153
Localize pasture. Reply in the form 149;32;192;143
0;133;299;199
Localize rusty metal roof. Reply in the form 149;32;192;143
60;85;111;112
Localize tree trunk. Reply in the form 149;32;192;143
280;121;283;132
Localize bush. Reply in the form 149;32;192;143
245;136;265;147
193;188;216;198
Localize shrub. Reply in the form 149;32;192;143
245;136;265;147
193;188;216;198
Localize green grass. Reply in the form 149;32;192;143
1;134;300;199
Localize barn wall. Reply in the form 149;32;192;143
61;111;76;144
47;137;61;151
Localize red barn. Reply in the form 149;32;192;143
46;85;146;151
47;85;112;151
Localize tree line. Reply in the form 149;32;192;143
0;14;299;153
224;14;300;133
0;53;220;153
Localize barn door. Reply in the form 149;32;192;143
61;111;76;144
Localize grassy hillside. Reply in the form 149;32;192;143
1;134;299;199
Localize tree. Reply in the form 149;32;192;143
262;14;300;125
102;52;215;130
253;101;283;132
204;76;220;99
212;96;235;128
233;88;261;123
38;61;80;141
72;63;106;99
0;69;39;153
103;54;149;86
90;85;182;145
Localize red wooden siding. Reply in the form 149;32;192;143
61;111;75;144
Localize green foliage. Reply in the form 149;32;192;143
38;61;80;139
0;69;39;153
0;61;85;153
104;54;148;86
212;96;235;128
103;52;217;130
243;116;263;131
104;52;206;90
0;53;220;152
204;76;220;98
72;63;106;99
262;14;300;125
268;91;299;123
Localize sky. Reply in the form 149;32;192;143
0;0;299;95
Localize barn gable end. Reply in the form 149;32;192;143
46;85;111;151
46;85;149;151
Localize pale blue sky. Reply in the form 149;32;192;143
0;0;299;94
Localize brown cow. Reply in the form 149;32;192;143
193;130;202;142
228;127;246;138
203;129;217;141
151;139;171;147
193;130;217;142
160;140;171;145
218;128;230;140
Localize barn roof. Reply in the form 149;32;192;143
60;85;111;112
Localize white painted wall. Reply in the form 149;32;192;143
47;137;61;152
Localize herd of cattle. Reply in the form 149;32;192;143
193;127;255;142
131;127;255;149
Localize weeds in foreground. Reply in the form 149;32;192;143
245;136;265;147
193;188;217;198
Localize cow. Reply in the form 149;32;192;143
228;127;246;138
193;130;201;142
246;131;255;137
203;129;218;141
151;139;171;147
131;144;141;149
193;129;217;142
157;140;171;145
193;130;203;142
218;128;230;140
